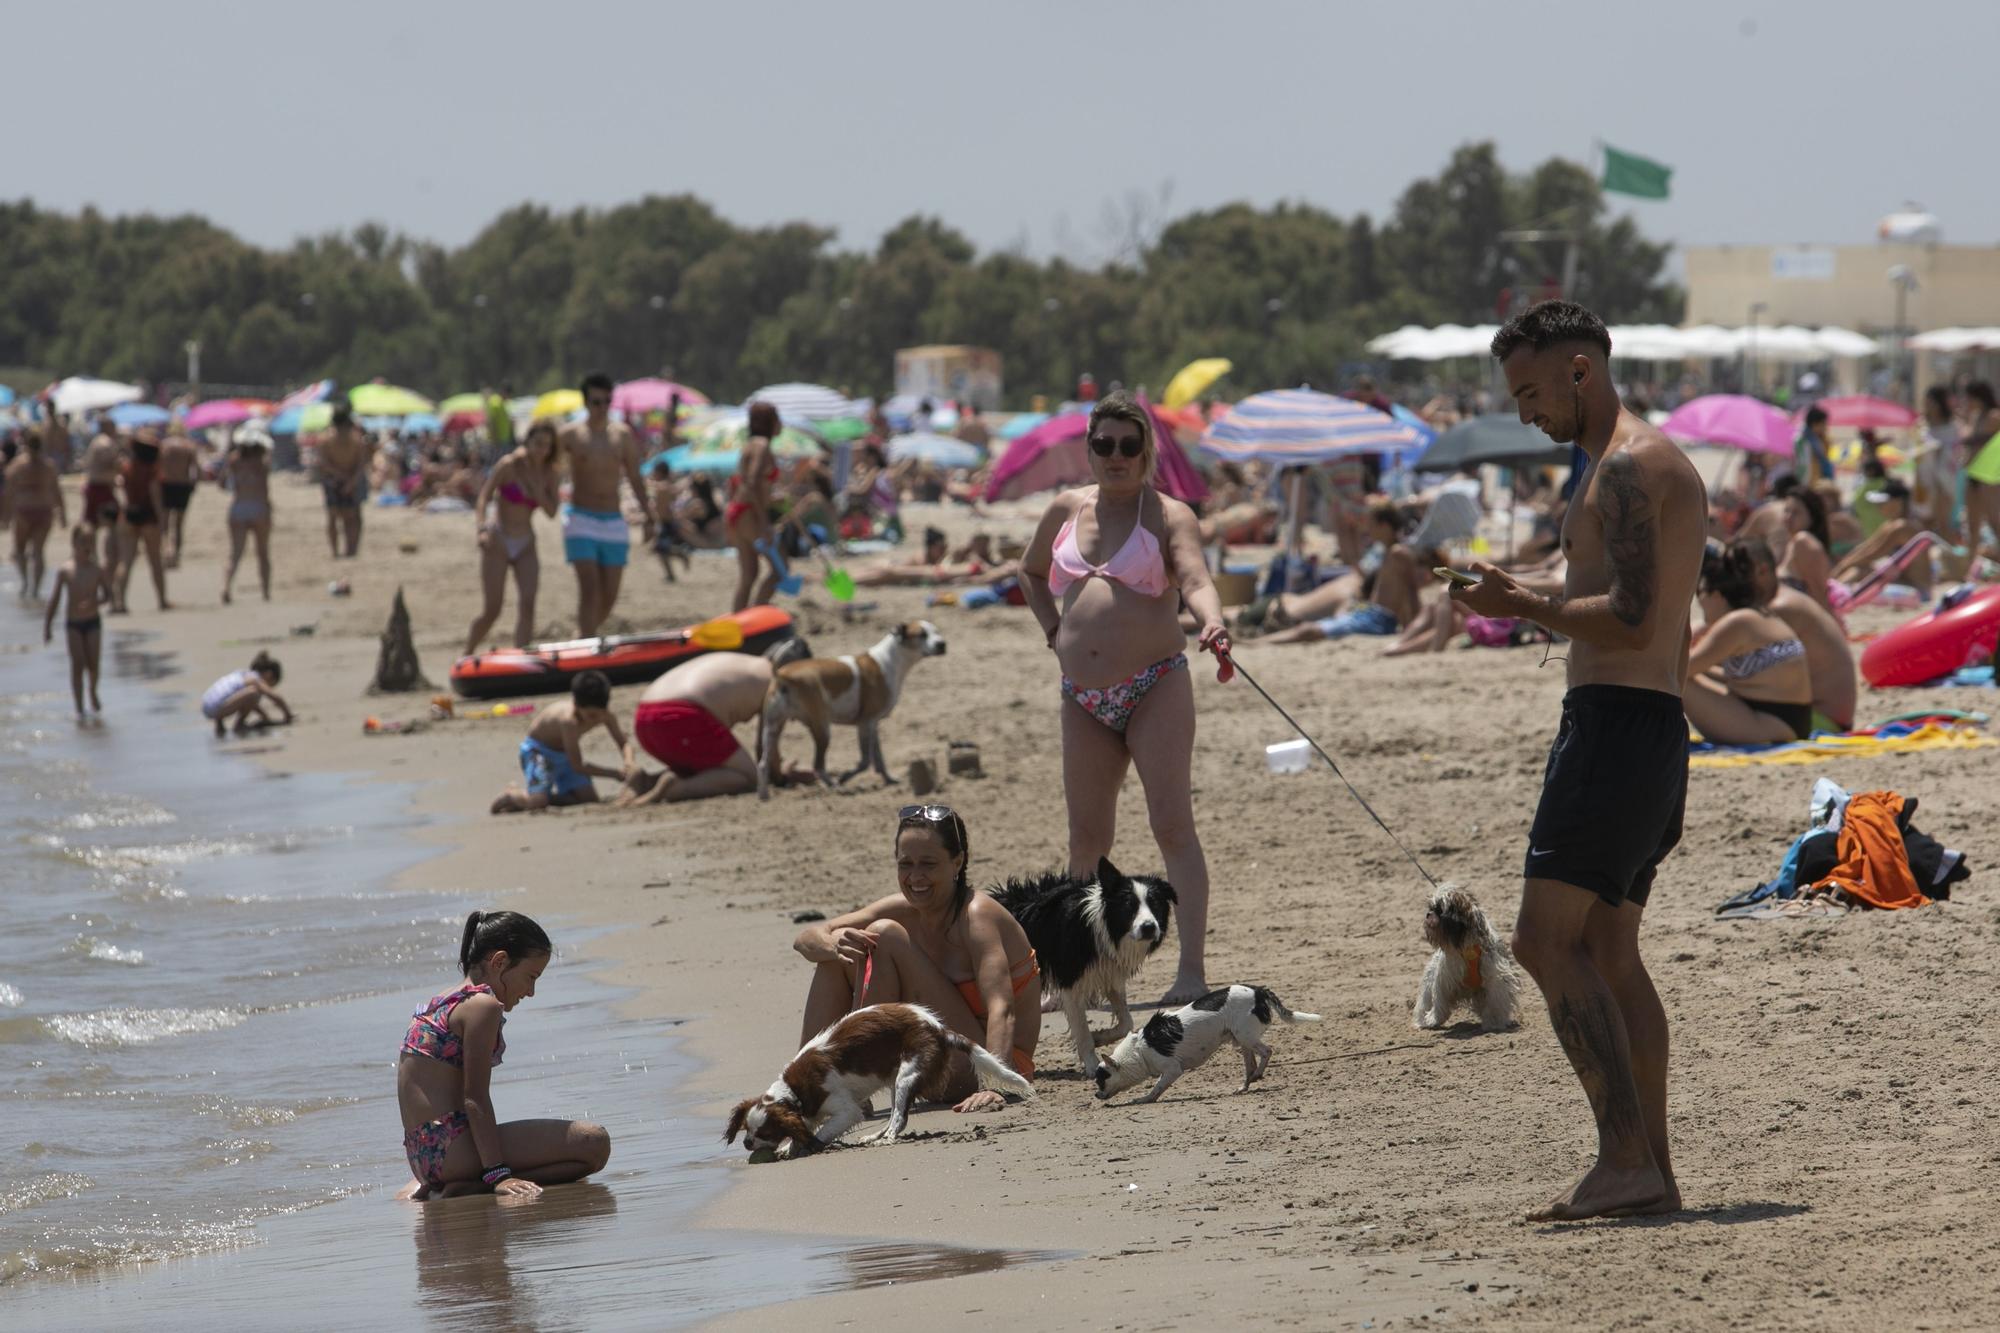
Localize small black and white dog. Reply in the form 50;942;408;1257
987;856;1176;1080
1094;984;1321;1103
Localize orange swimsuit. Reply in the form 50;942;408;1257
955;950;1040;1080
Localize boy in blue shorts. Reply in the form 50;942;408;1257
490;670;635;814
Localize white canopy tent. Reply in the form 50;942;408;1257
49;376;144;415
1366;324;1881;363
1907;328;2000;353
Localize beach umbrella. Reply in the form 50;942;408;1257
984;404;1208;505
1807;395;1918;431
690;414;823;459
887;432;982;469
997;411;1049;441
184;399;262;432
1162;357;1232;410
533;388;584;420
273;379;334;415
436;392;488;419
1199;389;1427;464
809;416;871;444
277;402;336;435
745;382;860;423
107;402;170;428
347;383;434;417
659;444;743;475
399;412;444;435
1661;395;1792;456
611;378;710;415
1415;415;1571;472
51;377;143;415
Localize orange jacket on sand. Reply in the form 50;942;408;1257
1808;790;1930;910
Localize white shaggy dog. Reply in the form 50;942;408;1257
1093;984;1321;1103
1412;885;1521;1033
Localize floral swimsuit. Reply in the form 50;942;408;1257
400;982;505;1187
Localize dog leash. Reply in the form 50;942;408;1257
1214;643;1440;890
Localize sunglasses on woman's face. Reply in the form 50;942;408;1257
1088;434;1143;459
898;804;956;823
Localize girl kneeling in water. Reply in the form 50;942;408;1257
397;911;611;1200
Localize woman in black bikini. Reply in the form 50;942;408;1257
466;421;561;655
114;432;170;612
1686;540;1816;745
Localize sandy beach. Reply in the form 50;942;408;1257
26;469;2000;1330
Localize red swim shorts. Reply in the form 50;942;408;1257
634;699;743;777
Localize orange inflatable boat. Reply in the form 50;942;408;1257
450;605;796;699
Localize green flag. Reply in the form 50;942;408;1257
1601;144;1672;200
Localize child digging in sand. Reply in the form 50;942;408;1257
490;669;635;814
42;524;114;715
397;910;611;1200
201;651;294;737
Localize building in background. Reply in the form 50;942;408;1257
894;345;1002;410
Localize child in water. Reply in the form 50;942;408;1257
398;910;612;1200
489;669;634;814
42;524;114;715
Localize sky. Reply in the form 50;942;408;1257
17;0;1998;263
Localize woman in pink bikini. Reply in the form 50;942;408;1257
397;910;611;1200
1021;390;1230;1006
465;421;562;656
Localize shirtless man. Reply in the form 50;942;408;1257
318;406;373;558
616;638;811;806
81;421;125;571
1450;301;1705;1222
5;435;65;596
558;372;655;637
1744;539;1856;732
158;428;200;567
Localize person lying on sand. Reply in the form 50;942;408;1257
200;651;292;738
490;670;633;813
396;910;610;1201
791;804;1040;1109
1382;561;1565;657
848;529;1010;587
1256;505;1429;646
615;638;812;806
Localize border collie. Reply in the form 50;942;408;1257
988;856;1176;1080
1094;984;1321;1103
724;1003;1032;1158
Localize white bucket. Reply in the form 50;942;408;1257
1265;738;1312;775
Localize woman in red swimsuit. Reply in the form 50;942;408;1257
1020;391;1230;1006
727;401;782;612
465;421;562;655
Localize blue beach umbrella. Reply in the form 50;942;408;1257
399;412;443;435
108;402;171;428
660;444;743;475
886;432;982;469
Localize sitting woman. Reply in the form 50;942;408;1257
1685;541;1816;744
792;805;1039;1110
1776;484;1836;612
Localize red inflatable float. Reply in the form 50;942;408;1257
1860;585;2000;687
451;605;796;699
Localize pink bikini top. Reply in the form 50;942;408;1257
1048;498;1171;599
401;982;505;1068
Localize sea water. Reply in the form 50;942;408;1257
0;602;1057;1329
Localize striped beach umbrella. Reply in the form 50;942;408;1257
744;382;859;423
1199;389;1427;464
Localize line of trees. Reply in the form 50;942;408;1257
0;143;1679;403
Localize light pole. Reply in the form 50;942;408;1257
1887;265;1919;401
1746;302;1767;396
184;339;201;391
648;293;666;378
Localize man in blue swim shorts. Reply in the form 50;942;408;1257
558;371;657;637
490;670;635;813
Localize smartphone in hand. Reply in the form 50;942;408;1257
1431;566;1481;588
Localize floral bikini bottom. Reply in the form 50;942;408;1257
404;1110;469;1188
1060;653;1187;735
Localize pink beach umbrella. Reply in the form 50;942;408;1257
984;404;1208;504
1661;395;1793;455
184;399;265;432
611;378;710;415
1804;395;1917;431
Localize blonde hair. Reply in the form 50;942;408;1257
1086;389;1157;485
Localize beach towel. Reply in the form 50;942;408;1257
1689;720;1994;769
1805;791;1927;910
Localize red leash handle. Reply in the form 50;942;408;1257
1209;635;1236;683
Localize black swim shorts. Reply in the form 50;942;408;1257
1524;684;1687;908
162;482;194;512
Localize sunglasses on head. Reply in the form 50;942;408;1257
898;803;956;823
1088;434;1144;459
